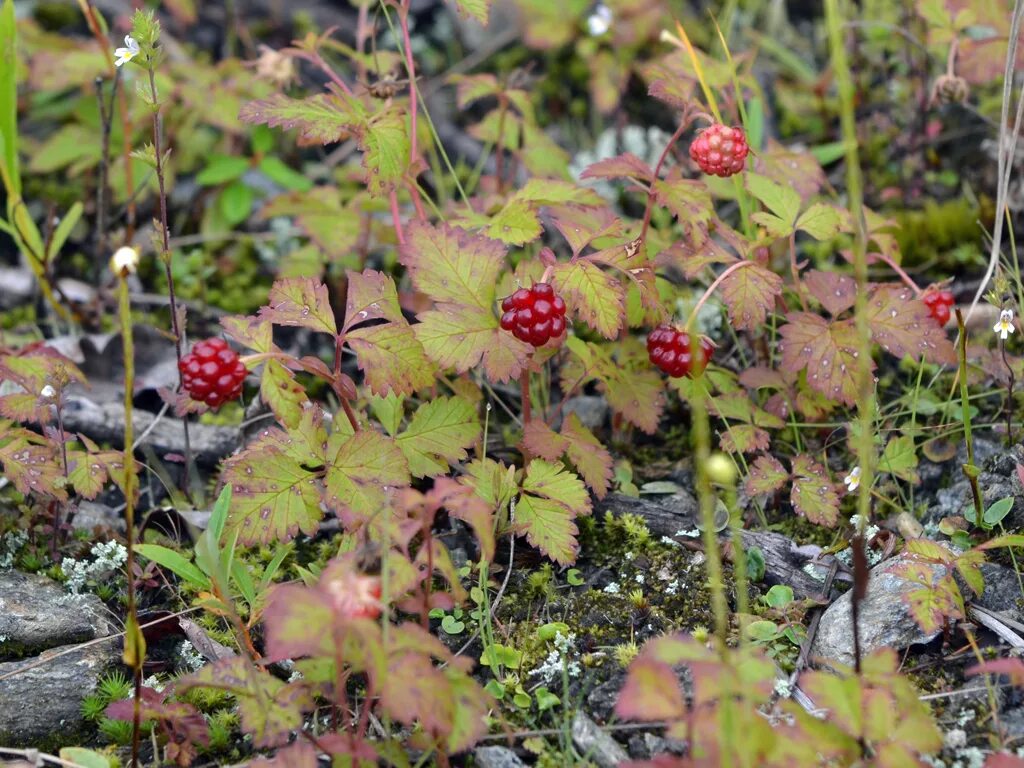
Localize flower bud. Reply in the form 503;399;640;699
110;246;139;277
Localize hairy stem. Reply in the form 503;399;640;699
147;67;194;493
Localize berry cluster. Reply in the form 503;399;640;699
500;283;568;347
689;124;749;178
922;289;955;327
179;338;248;408
647;325;714;378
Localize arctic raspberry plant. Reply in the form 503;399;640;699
4;0;1022;763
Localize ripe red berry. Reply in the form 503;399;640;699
689;124;749;178
178;338;248;408
499;282;568;347
647;325;713;378
922;289;954;327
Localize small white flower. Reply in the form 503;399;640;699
110;245;139;275
586;3;613;36
114;35;141;68
40;385;56;400
844;466;861;493
994;308;1016;340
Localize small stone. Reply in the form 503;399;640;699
810;552;947;667
473;746;528;768
72;501;125;534
571;712;629;768
559;396;609;431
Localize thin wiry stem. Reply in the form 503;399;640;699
967;0;1024;321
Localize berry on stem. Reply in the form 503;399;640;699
179;338;248;407
689;124;749;178
647;324;713;378
922;289;955;327
500;282;568;348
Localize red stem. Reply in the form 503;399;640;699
398;1;418;167
873;250;922;296
685;260;757;331
388;189;406;245
640;114;694;244
519;369;532;425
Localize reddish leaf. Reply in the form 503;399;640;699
804;270;858;316
561;414;613;499
346;322;435;397
719;262;783;331
867;285;956;366
399;222;505;312
790;454;840;527
580;153;654;183
779;313;867;406
521;420;569;462
259;278;337;335
745;454;788;496
615;657;686;722
344;269;404;328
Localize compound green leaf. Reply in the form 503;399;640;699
551;260;624;339
790;454;840;527
399;222;504;311
223;431;321;545
259;277;337;335
324;428;409;526
346;322;435;397
396;396;480;478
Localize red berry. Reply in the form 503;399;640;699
689;124;749;178
178;338;248;408
498;283;568;348
647;325;713;378
922;288;954;327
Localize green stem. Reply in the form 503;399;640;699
825;0;874;677
692;379;729;647
117;276;144;768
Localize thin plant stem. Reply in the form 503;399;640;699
640;116;692;244
1001;339;1016;445
685;259;755;330
520;369;532;425
146;66;194;493
116;274;144;768
93;74;118;283
692;379;729;647
957;309;984;520
825;0;874;677
75;0;135;236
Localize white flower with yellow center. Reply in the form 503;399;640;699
40;385;56;400
844;466;861;493
114;36;140;68
994;308;1016;341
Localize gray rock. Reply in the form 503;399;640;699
571;712;629;768
810;553;947;667
628;732;668;760
0;572;113;659
0;640;117;748
60;394;238;466
975;563;1024;624
72;501;125;534
558;396;609;431
473;746;527;768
